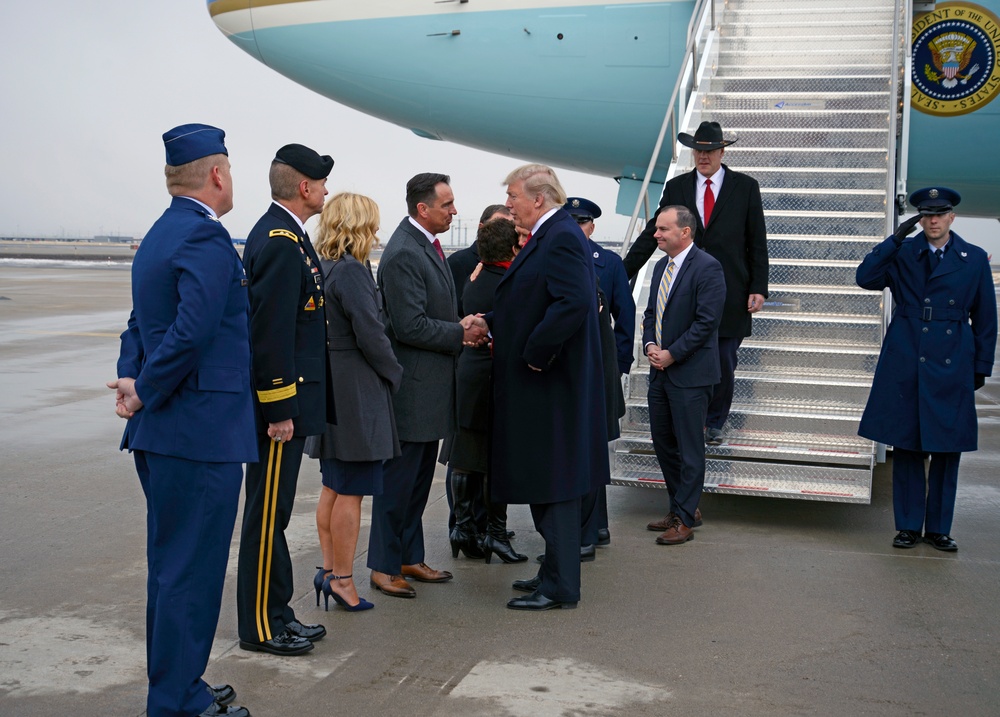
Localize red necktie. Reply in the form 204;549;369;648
432;238;445;262
704;179;715;226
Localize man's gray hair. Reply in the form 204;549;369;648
503;164;567;209
269;161;304;201
164;154;221;195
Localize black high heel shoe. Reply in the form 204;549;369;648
482;534;527;564
313;567;332;606
449;527;486;559
322;574;374;612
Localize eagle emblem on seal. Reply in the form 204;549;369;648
924;31;981;88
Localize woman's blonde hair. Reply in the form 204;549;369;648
314;192;381;263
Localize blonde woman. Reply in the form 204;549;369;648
306;192;402;611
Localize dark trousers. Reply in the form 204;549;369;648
648;372;711;528
892;448;961;534
580;484;608;545
237;434;305;644
135;451;242;717
368;440;438;574
531;497;582;603
706;336;743;429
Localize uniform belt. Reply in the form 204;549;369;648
327;336;359;350
897;305;969;322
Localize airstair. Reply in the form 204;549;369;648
612;0;907;502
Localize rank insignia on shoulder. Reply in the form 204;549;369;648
304;296;316;311
269;229;299;243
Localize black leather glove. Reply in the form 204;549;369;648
892;214;922;245
975;373;987;390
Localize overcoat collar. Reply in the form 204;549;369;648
499;207;572;288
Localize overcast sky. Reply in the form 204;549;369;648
1;2;996;253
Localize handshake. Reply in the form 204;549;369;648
461;314;489;347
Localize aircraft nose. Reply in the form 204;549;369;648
207;0;262;61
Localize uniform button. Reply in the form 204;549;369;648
945;359;952;365
924;298;931;304
298;376;305;383
922;327;929;333
949;299;955;305
946;329;952;335
920;357;926;362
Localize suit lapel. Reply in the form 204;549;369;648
664;248;696;311
683;171;703;232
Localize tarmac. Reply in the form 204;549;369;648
1;261;999;717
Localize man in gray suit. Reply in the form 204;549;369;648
369;173;487;597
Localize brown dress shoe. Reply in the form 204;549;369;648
655;517;694;545
401;562;454;583
647;508;702;532
370;570;416;598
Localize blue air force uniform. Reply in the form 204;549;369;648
116;124;256;717
856;187;996;547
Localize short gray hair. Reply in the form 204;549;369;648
502;164;567;209
269;161;304;201
164;154;221;195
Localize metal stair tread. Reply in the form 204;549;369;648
769;257;869;268
734;370;873;387
761;187;885;196
740;339;880;355
764;209;884;218
767;284;877;297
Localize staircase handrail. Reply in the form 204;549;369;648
619;0;716;259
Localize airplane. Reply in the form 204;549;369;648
207;0;999;218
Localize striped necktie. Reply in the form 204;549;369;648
654;260;676;346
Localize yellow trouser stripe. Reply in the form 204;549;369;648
257;384;297;403
254;440;282;642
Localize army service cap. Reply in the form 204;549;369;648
274;144;334;179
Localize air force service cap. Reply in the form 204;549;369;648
909;186;961;215
274;144;334;179
563;197;602;220
162;123;228;167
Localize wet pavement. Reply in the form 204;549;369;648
1;262;998;716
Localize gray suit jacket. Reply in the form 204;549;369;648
377;217;464;442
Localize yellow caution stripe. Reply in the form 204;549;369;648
257;384;296;403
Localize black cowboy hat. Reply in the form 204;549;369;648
677;121;738;151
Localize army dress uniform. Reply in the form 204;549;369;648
236;201;333;650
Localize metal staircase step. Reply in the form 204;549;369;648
722;20;896;38
737;341;881;376
719;37;894;53
716;64;891;78
762;188;886;214
746;312;882;345
751;168;887;190
724;10;894;23
701;110;889;130
706;76;891;94
614;435;874;468
768;259;869;287
767;236;881;261
703;93;891;112
718;129;890;150
613;455;873;503
723;148;888;169
764;286;882;316
718;49;893;66
763;212;884;237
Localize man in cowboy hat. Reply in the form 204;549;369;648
856;187;996;552
623;120;769;460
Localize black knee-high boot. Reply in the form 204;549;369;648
481;473;527;563
449;471;486;559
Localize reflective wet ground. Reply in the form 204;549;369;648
1;263;998;716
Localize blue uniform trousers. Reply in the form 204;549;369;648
531;497;583;602
135;450;242;717
706;336;742;430
892;448;961;534
648;374;711;529
368;440;437;573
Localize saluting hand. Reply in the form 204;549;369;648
893;214;922;245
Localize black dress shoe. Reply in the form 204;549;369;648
208;684;235;706
512;575;541;593
239;629;313;656
199;701;251;716
285;619;326;642
536;545;596;563
507;590;577;611
596;528;611;546
892;530;921;549
924;532;958;551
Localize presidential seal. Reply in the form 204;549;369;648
911;2;1000;116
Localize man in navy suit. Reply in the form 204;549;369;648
109;124;254;717
491;164;610;610
642;206;726;545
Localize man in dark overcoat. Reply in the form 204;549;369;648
368;173;487;597
109;123;254;717
622;121;768;448
641;206;726;545
237;144;333;656
857;187;996;551
491;164;610;610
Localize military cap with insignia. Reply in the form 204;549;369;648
678;121;738;151
909;186;961;215
563;197;602;220
162;123;228;166
273;143;334;179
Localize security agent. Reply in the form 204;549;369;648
856;187;996;551
109;124;254;716
563;197;634;552
236;144;335;656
